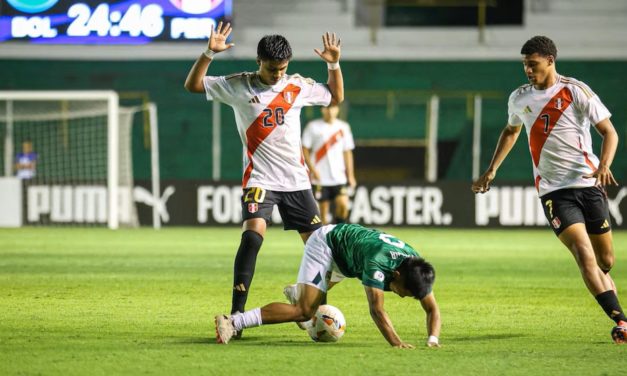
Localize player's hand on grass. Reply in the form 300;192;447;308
426;340;441;348
393;342;415;349
208;21;234;54
583;164;618;187
314;32;341;63
472;169;496;194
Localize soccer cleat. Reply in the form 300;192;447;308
231;312;243;340
298;318;314;331
611;321;627;344
215;315;237;344
283;284;312;330
283;284;299;305
233;329;243;340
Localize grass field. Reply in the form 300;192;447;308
1;227;626;375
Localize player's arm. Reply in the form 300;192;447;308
343;149;356;189
314;32;344;105
364;285;414;349
302;147;320;181
15;158;34;171
584;118;619;186
419;292;441;347
184;22;234;93
471;124;523;194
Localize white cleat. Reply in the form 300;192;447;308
283;284;312;330
215;315;236;344
283;284;299;305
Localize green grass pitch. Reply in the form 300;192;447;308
1;227;626;375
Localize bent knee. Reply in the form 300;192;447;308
598;253;615;272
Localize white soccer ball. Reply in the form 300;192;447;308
307;304;346;342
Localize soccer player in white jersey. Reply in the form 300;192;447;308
302;104;356;224
184;23;344;338
472;36;626;344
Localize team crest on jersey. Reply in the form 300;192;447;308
373;271;385;282
555;98;563;110
551;217;561;229
283;91;295;104
523;105;532;114
248;203;259;213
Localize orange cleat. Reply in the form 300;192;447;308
611;321;627;344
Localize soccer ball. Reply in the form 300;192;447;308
307;304;346;342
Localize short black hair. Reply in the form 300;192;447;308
257;35;292;61
397;257;435;300
520;36;557;59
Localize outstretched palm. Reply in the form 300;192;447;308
314;32;341;63
208;21;234;53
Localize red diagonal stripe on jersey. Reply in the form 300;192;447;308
578;140;597;171
535;175;541;191
314;129;344;163
529;87;573;167
242;84;301;187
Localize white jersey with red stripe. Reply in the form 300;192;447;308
204;72;332;191
302;118;355;186
507;75;611;196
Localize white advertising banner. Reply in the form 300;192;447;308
0;177;22;227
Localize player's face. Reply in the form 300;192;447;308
522;53;555;89
22;142;33;153
257;59;289;86
322;105;340;122
389;273;413;298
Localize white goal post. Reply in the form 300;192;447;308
0;91;161;229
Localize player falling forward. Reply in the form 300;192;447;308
215;223;442;348
184;23;344;338
472;36;626;344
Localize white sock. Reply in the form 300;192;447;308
232;308;262;331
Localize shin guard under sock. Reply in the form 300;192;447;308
595;290;627;324
231;230;263;314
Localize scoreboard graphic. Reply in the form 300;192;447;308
0;0;232;43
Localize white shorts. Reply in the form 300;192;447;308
297;225;345;292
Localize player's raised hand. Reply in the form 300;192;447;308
208;21;234;53
472;169;496;194
583;164;618;187
314;32;341;63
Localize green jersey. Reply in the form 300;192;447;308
326;224;421;291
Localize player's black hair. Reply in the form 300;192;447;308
257;35;293;61
520;36;558;59
397;257;435;300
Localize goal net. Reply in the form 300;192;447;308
0;91;160;229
